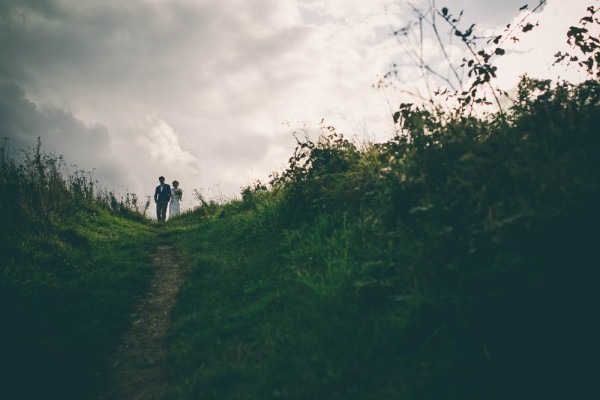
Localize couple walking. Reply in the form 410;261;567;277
154;176;182;222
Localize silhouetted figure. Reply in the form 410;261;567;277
154;176;171;222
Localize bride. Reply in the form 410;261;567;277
169;180;182;218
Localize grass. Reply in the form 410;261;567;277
0;205;158;399
0;141;160;399
1;75;598;400
163;77;600;399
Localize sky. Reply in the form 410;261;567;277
0;0;595;209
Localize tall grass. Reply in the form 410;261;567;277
0;139;157;399
165;77;600;399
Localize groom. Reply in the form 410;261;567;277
154;176;171;222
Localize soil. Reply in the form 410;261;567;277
96;244;184;400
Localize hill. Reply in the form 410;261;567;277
163;77;600;399
1;47;599;400
0;143;158;399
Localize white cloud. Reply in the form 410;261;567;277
1;0;593;211
139;116;200;166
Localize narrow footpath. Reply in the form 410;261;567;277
96;244;184;400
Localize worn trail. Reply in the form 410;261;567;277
97;244;184;400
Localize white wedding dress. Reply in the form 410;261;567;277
169;188;181;218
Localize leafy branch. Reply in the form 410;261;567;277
553;5;600;77
383;0;546;126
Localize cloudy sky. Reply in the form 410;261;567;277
0;0;594;208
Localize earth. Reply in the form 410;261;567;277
96;244;184;400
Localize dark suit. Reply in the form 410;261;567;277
154;183;171;222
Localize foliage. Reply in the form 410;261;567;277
383;0;548;118
0;140;157;399
554;4;600;77
0;137;150;231
165;75;600;399
2;3;599;399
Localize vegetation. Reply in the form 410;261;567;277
0;141;157;399
1;3;599;399
163;75;599;399
160;4;600;398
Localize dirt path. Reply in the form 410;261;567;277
96;244;184;400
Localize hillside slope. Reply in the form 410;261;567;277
164;78;600;399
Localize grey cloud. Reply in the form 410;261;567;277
9;0;542;200
0;80;124;188
1;0;569;204
0;82;44;143
0;0;304;94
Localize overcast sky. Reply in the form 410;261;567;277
0;0;594;208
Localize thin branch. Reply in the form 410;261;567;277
429;0;463;88
496;0;547;48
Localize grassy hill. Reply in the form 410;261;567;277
0;143;159;399
2;76;599;399
163;77;600;399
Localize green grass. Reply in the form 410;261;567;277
1;205;159;399
2;76;599;399
0;142;160;399
163;78;600;399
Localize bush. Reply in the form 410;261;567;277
166;76;600;399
